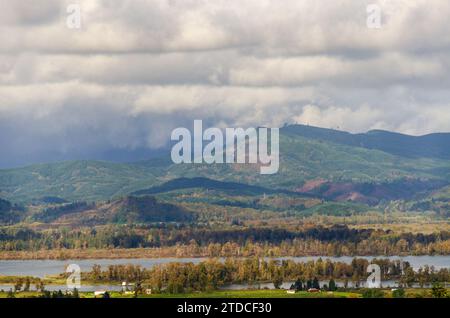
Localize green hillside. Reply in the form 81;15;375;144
29;195;195;226
0;126;449;203
112;195;194;224
164;133;450;189
0;160;163;203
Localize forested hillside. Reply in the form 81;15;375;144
1;125;449;204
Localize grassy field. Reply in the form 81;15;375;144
1;288;447;298
135;290;361;298
0;289;360;298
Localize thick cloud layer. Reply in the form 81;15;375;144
0;0;450;167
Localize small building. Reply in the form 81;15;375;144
286;290;296;294
122;281;134;292
145;289;152;295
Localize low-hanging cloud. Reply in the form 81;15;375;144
0;0;450;167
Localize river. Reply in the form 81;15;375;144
0;255;448;292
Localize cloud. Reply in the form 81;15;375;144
0;0;62;26
0;0;450;167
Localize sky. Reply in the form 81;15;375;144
1;0;450;167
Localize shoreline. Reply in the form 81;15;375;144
0;248;449;260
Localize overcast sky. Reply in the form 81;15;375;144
1;0;450;167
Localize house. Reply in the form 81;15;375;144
145;289;152;295
122;281;134;292
307;288;320;293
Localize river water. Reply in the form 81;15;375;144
0;255;448;292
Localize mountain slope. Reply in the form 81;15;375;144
164;132;450;191
0;160;163;203
41;195;194;226
0;125;449;203
282;125;450;160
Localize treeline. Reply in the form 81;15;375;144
1;224;448;247
168;225;374;244
0;276;46;292
1;225;449;256
78;258;450;293
168;226;450;246
0;198;24;224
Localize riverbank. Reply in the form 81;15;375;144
1;248;450;260
0;248;179;260
1;256;448;296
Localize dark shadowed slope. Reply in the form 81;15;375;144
132;177;315;197
35;195;194;226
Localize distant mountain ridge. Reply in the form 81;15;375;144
282;125;450;160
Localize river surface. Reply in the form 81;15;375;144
0;255;448;292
